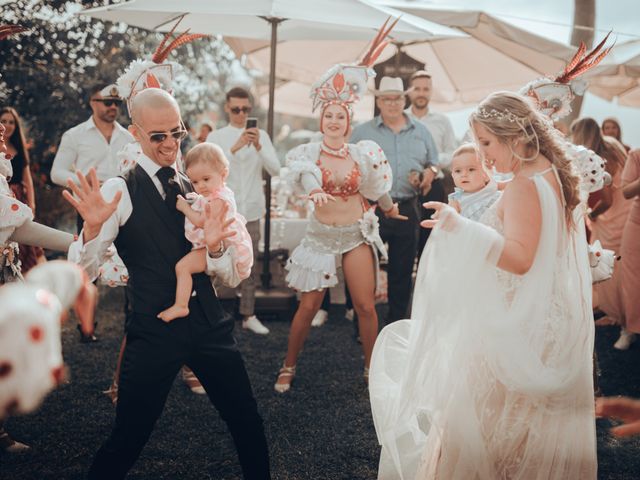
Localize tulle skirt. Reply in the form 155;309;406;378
285;210;386;292
370;175;597;480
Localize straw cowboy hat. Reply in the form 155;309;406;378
372;76;412;96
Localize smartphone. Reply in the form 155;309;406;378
245;117;258;129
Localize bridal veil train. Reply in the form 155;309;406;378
369;167;597;479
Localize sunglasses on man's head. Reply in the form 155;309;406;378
92;99;123;107
230;106;252;114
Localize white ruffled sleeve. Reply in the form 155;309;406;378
285;143;322;195
0;194;34;245
352;140;392;201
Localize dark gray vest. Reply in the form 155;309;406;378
114;164;225;324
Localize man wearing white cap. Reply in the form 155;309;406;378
51;83;135;233
350;76;439;323
51;82;134;343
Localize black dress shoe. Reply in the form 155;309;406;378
77;324;98;343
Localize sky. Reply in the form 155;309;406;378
385;0;640;146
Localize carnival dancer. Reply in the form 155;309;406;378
0;24;93;453
274;19;406;393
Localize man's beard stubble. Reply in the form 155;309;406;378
412;97;429;109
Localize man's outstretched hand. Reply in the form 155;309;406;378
62;168;121;243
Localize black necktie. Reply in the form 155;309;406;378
156;166;183;222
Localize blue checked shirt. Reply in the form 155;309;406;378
350;114;439;201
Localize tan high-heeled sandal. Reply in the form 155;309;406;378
102;380;118;405
274;364;296;393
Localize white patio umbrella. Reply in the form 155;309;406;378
584;39;640;107
78;0;459;289
235;4;578;113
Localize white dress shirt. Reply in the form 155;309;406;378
67;153;242;287
51;116;134;186
206;126;281;222
406;108;458;169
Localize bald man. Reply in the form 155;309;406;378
66;89;270;479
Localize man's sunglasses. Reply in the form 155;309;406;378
230;106;252;114
92;99;123;107
134;123;188;144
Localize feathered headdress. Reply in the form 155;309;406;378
116;18;208;113
521;32;613;120
310;17;399;113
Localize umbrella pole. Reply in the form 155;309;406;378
261;17;283;290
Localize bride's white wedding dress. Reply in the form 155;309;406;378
369;168;597;480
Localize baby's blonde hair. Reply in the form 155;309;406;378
452;143;480;162
185;142;229;176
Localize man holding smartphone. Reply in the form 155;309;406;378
207;87;281;335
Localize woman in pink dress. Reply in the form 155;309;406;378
621;149;640;341
593;139;632;347
572;119;632;344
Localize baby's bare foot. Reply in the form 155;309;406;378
157;305;189;322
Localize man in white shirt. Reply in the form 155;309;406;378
51;83;134;232
65;88;270;479
406;70;458;168
207;87;281;335
406;70;458;257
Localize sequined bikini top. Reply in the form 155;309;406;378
316;157;362;200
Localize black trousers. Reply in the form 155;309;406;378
87;297;270;480
378;197;420;322
416;178;446;260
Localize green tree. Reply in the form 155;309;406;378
0;0;242;165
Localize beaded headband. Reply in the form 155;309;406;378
473;107;540;162
474;108;529;125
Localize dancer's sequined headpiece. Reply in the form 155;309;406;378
310;17;399;115
520;32;613;120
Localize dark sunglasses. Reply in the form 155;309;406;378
92;99;123;107
230;106;251;114
134;121;189;144
148;130;188;143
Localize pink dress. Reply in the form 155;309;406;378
621;150;640;333
184;186;253;279
590;167;632;323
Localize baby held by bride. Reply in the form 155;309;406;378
447;143;501;221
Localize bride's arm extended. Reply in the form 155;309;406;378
495;177;541;275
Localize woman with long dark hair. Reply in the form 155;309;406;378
0;106;46;272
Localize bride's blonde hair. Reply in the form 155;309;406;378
470;91;580;225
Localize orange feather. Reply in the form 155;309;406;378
145;73;161;89
154;32;210;63
333;72;345;92
152;17;184;63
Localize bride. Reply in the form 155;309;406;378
369;91;597;479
